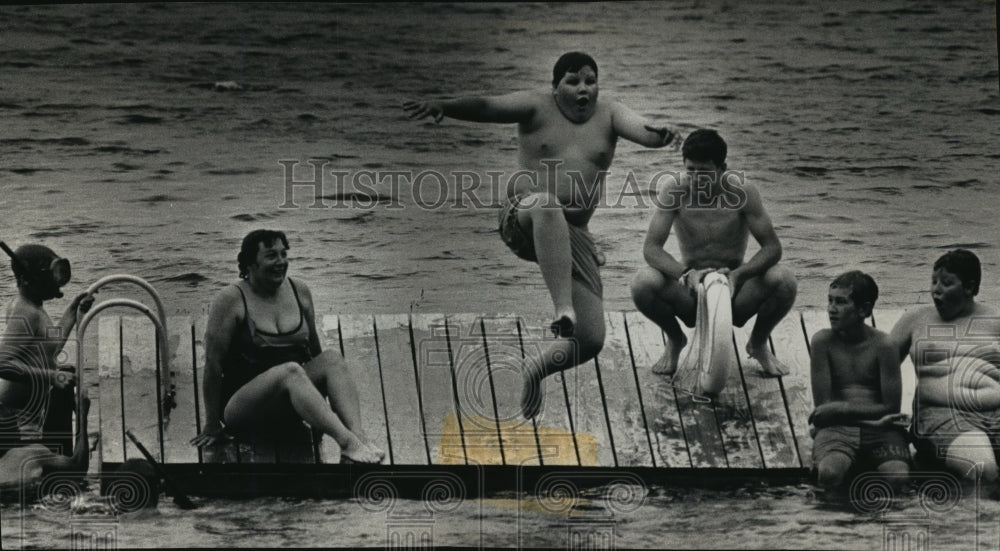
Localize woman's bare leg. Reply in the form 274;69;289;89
303;350;383;459
224;362;381;463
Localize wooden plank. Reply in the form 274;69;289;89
563;356;615;467
81;318;101;476
444;314;497;466
335;314;389;465
625;311;690;468
448;314;497;465
194;315;238;464
412;313;466;464
518;315;579;466
597;312;655;467
732;320;799;468
769;312;812;468
317;315;343;463
870;308;916;418
374;314;427;465
668;320;729;468
707;325;763;469
479;315;541;466
98;315;124;464
162;316;199;464
121;316;163;462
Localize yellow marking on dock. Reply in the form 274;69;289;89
437;413;596;466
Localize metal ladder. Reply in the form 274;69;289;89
75;275;174;458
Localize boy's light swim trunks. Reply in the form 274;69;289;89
498;193;602;298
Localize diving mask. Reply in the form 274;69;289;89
1;241;72;298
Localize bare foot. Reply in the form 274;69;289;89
364;442;386;463
550;309;576;338
341;438;384;464
747;342;789;377
520;360;546;419
652;334;687;376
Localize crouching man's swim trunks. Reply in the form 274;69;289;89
498;193;603;298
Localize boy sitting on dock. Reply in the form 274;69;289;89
630;129;797;378
890;249;1000;490
404;52;678;418
0;243;94;456
809;271;910;496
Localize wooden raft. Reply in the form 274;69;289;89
91;309;917;495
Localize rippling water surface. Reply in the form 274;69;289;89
2;1;998;316
1;1;997;548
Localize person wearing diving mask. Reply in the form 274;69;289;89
7;243;72;301
0;242;94;457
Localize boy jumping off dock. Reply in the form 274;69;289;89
810;271;910;497
405;52;677;418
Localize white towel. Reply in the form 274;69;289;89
674;272;736;400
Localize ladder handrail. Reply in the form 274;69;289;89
84;275;169;339
77;298;172;459
76;275;174;433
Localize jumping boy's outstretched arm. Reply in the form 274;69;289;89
610;102;677;148
403;91;536;124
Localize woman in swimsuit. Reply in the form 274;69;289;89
191;230;383;463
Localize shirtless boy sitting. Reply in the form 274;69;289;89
810;271;909;494
890;249;1000;486
0;243;94;456
630;129;797;377
405;52;677;418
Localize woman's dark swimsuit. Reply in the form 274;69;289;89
221;279;313;409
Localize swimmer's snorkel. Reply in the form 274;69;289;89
1;241;71;300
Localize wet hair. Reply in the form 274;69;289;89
682;129;728;168
552;51;598;87
237;229;289;279
830;270;879;315
114;458;160;510
10;244;58;286
933;249;980;295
